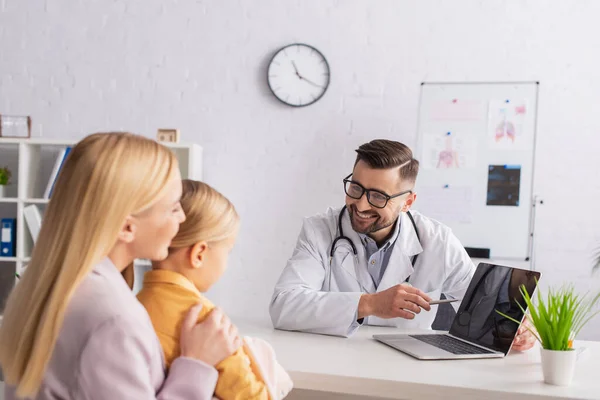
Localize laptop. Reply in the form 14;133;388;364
373;263;541;360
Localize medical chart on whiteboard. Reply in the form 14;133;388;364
421;133;477;170
488;100;531;150
416;82;538;260
416;186;474;223
486;165;521;207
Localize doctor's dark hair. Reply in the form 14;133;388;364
354;139;419;183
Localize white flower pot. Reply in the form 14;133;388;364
0;185;5;198
540;348;577;386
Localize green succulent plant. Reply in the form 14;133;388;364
0;166;11;185
498;283;600;351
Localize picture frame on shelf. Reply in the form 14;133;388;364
157;128;180;143
0;115;31;138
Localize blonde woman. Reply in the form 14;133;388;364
0;133;241;399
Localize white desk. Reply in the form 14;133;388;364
236;320;599;400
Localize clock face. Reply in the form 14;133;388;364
267;44;330;107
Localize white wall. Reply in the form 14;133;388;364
1;0;600;339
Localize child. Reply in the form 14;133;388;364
137;180;292;400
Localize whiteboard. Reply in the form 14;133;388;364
414;82;539;260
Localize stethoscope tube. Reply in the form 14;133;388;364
329;205;358;259
329;206;421;289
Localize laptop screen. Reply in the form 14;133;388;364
448;263;541;355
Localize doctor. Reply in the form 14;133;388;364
269;139;535;351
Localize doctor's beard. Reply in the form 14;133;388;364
348;204;396;235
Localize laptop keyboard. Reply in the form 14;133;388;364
410;334;494;355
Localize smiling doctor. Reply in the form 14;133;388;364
269;139;535;351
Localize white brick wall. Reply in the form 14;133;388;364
1;0;600;339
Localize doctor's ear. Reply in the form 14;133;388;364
190;242;209;268
117;216;137;243
401;193;417;212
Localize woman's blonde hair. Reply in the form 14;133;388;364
0;132;178;397
169;180;239;250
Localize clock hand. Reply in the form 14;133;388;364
291;61;302;79
292;60;323;88
301;76;324;89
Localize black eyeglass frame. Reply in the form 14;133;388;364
342;173;413;209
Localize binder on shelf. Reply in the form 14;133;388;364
23;204;42;243
44;146;72;199
1;218;16;257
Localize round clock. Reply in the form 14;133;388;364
267;43;330;107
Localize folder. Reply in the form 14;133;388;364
44;146;72;199
23;205;42;243
1;218;16;257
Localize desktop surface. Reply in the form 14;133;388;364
235;319;599;400
1;320;595;400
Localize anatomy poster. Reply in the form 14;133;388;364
486;165;521;206
421;133;477;170
488;100;529;150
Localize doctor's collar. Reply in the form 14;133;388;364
358;216;401;251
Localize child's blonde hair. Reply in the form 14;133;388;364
170;180;239;250
0;132;178;397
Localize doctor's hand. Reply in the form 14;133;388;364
358;284;432;320
511;316;537;352
180;305;242;366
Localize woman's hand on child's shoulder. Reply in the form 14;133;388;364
179;304;242;366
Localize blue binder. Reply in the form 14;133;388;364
47;146;72;198
1;218;16;257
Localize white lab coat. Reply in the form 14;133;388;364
269;206;475;337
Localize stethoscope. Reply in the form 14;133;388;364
328;205;421;290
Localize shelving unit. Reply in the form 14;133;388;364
0;137;203;312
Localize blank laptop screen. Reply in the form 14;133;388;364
449;263;541;355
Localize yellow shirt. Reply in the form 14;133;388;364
137;269;269;400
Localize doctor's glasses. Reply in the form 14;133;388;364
343;173;413;209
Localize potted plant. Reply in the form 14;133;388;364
498;284;600;386
0;166;12;197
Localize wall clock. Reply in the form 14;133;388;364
267;43;330;107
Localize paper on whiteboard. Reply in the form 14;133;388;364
488;100;529;150
421;133;478;170
415;186;474;223
429;100;483;121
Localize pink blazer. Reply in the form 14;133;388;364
5;258;218;399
